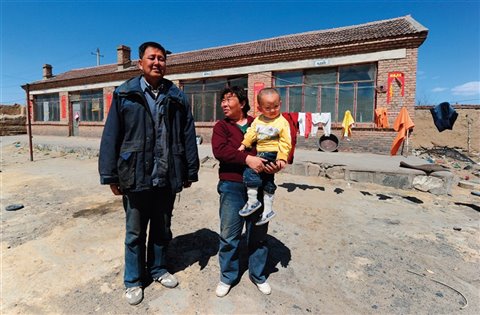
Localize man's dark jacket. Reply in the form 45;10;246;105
98;76;199;193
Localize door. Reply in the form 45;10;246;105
72;102;81;136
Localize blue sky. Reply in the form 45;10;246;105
1;0;479;105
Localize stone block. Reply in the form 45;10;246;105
375;173;412;189
306;163;322;177
348;170;373;183
325;166;345;179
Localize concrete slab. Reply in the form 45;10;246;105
1;135;458;194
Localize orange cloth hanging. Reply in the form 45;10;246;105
341;110;355;138
390;107;414;156
374;108;389;128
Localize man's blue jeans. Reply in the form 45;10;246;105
217;180;269;285
243;151;277;194
122;187;175;288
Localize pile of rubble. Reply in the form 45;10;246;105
413;145;480;190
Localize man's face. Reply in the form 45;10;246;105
138;46;166;85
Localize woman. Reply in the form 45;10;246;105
211;86;279;297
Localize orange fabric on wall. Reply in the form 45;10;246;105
390;107;414;156
374;107;389;128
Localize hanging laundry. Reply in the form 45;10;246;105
390;106;414;156
282;112;299;164
341;110;355;139
304;112;312;138
311;113;331;136
298;112;306;136
374;107;389;128
430;102;458;132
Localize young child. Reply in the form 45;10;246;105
238;88;291;225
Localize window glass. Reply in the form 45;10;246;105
275;71;302;86
182;76;247;122
277;87;288;112
288;87;303;112
274;63;375;123
183;80;203;93
320;85;336;119
304;86;318;112
338;83;354;122
305;68;337;84
34;93;60;121
339;64;376;82
228;77;248;88
204;92;215;122
192;93;203;121
79;89;104;121
356;82;375;122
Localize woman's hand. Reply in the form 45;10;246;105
245;155;266;173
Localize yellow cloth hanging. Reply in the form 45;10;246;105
341;110;355;138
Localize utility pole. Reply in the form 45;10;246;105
91;48;104;66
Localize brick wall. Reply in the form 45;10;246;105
377;48;418;125
32;124;69;136
248;72;272;116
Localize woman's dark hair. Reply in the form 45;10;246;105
139;41;167;59
220;86;250;115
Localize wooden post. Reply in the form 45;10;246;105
25;84;34;161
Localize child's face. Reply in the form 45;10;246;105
258;93;281;119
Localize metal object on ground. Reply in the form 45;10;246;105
318;134;339;152
5;204;24;211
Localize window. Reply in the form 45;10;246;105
34;93;60;121
273;63;376;122
182;76;247;122
76;89;104;122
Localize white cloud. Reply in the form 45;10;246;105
431;87;447;93
451;81;480;96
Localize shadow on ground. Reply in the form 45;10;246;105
238;234;291;281
167;228;219;273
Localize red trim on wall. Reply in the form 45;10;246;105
106;92;113;114
253;82;265;116
61;95;67;119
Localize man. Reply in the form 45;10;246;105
98;41;199;305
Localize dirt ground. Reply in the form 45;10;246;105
1;137;479;315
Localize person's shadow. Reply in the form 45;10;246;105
161;228;290;286
238;234;291;280
166;228;219;273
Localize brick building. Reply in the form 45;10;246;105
22;15;428;154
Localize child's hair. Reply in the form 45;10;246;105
257;88;280;105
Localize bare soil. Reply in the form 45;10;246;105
1;139;479;315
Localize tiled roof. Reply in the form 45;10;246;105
27;15;427;88
168;15;427;65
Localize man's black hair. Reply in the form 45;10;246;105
139;42;167;59
220;86;250;115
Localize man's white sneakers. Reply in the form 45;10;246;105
215;282;231;297
125;286;143;305
254;281;271;295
